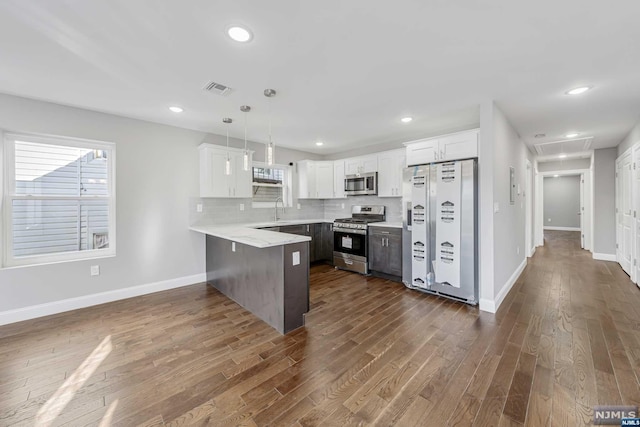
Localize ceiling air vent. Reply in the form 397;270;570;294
203;81;232;96
534;137;592;156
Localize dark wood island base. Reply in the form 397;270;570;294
206;235;310;334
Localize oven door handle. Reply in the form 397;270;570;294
344;260;354;265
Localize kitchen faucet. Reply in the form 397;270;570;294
274;196;285;221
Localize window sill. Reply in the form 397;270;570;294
2;252;116;270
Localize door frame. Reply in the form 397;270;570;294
616;146;636;280
525;160;534;256
536;168;592;250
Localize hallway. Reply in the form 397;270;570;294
511;230;640;425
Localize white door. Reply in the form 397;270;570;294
525;161;532;255
634;146;640;284
580;173;585;248
406;139;438;166
618;152;633;275
361;154;378;173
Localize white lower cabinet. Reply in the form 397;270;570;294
199;144;253;198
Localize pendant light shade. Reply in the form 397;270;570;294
223;117;233;176
240;105;251;171
264;89;276;166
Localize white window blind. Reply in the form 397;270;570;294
3;134;115;266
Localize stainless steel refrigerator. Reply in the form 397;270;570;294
402;159;478;304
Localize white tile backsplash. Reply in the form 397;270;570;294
191;196;402;226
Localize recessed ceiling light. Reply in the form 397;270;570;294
315;142;324;146
227;26;253;43
565;132;579;138
558;154;567;159
169;106;183;113
401;117;413;123
554;174;559;178
565;86;592;95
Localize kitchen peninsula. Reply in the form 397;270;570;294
190;224;312;334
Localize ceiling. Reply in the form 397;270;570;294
0;1;639;155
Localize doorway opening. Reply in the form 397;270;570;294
535;168;592;251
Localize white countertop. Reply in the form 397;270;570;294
243;218;332;228
189;224;312;248
368;222;403;228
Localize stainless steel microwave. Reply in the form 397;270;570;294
344;172;377;196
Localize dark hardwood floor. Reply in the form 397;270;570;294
1;230;639;426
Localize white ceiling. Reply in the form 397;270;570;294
0;1;639;155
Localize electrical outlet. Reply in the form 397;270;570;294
196;203;203;213
493;202;500;214
239;203;245;211
232;242;236;252
90;265;100;276
517;246;520;255
341;203;345;209
297;203;301;210
548;218;551;222
292;251;300;266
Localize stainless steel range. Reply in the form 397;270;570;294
333;205;385;274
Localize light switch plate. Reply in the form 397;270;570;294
292;251;300;266
196;203;203;213
90;265;100;276
297;203;301;210
239;203;245;211
341;203;345;209
232;242;236;252
494;202;500;214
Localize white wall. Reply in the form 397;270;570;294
0;94;210;320
618;118;640;156
543;176;581;228
478;102;532;312
593;148;617;255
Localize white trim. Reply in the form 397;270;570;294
479;258;527;314
592;252;617;262
0;273;206;326
529;246;536;257
543;226;581;231
2;132;116;267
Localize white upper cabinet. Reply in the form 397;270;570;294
439;131;478;161
345;154;378;175
199;144;253;198
315;161;335;199
298;160;334;199
405;129;478;166
377;149;405;197
333;160;346;198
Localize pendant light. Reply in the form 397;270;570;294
264;89;276;166
223;117;233;176
240;105;251;171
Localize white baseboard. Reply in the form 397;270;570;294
543;226;580;231
529;246;536;257
479;258;527;314
0;273;207;326
592;253;617;262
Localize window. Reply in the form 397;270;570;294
251;163;292;208
3;133;115;267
